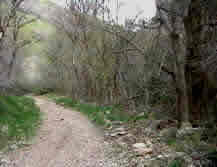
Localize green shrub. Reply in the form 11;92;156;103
51;96;130;126
0;96;41;149
168;159;182;167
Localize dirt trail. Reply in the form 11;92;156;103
8;97;107;167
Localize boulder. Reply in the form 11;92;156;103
132;143;153;156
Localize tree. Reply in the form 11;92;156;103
0;0;38;94
0;0;25;92
155;0;217;126
44;0;217;126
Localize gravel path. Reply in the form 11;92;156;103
7;97;115;167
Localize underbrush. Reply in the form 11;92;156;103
47;94;131;126
0;96;41;150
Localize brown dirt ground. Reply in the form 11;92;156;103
8;97;106;167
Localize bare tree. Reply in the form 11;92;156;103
53;0;159;110
0;0;38;94
45;0;217;126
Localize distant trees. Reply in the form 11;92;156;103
46;0;162;115
24;0;217;127
0;0;38;94
63;0;217;127
0;0;25;92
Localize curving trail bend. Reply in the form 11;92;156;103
8;97;107;167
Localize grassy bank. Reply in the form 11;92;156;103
0;96;41;150
47;94;131;126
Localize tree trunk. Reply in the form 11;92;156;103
172;34;190;126
183;0;217;125
168;10;190;126
156;0;217;125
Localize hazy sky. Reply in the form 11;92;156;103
50;0;156;24
108;0;156;24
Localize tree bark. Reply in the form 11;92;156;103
183;0;217;125
171;33;190;126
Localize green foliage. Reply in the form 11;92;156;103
40;0;53;5
169;141;186;152
167;138;177;146
31;87;54;96
0;96;41;149
168;159;182;167
19;18;56;56
46;93;61;101
48;95;130;126
130;112;149;122
20;18;55;38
